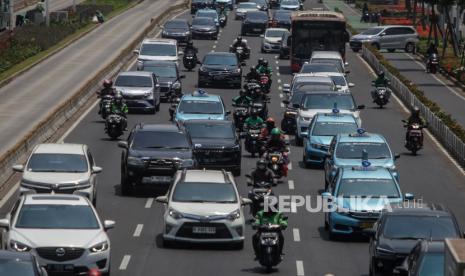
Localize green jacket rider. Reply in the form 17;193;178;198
374;70;389;87
232;89;252;106
254;210;288;227
244;110;264;129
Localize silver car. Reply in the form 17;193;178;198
114;71;161;113
0;194;114;275
349;25;419;53
13;143;102;206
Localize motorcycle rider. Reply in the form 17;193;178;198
109;93;129;130
246;66;261;82
371;70;391;101
249;159;276;186
257;59;273;75
425;43;438;72
262;128;288;155
232;36;250;55
97;79;116;114
252;199;288;260
260;117;276;140
216;3;228;17
232;89;253;106
404;106;426;143
244;109;264;130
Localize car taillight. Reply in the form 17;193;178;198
291;62;301;73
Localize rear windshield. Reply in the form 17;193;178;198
132;131;190;150
115;75;152;87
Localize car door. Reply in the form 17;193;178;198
379;27;397;49
87;149;97;190
1;199;20;249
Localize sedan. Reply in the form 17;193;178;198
198;52;243;88
235;2;259;20
279;0;302;10
241;11;269;36
250;0;269;11
162;19;191;44
261;28;289;53
191;17;218;40
270;10;292;29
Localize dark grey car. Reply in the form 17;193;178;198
191;17;218;40
138;61;185;101
161;19;191;44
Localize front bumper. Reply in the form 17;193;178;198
198;71;241;84
242;24;266;34
192;29;218;39
194;149;241;171
124;98;155;112
329;212;378;235
262;42;281;52
125;162;178;187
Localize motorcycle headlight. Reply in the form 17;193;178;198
10;240;31;252
227;209;241;221
172;82;181;90
169;208;184;220
271;156;278;162
127;156;144;166
90;241;109;253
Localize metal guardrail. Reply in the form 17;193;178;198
362;45;465;168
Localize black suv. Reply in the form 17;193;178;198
395;240;444;276
182;120;241;176
138;61;185;101
118;124;194;195
241;11;269;36
366;203;462;275
198;52;243;88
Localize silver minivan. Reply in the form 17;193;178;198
349;25;419;53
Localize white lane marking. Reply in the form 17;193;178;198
276;72;280;77
290;200;297;213
275;60;279;64
145;198;154;208
288;180;295;190
280;103;285;107
133;224;144;237
277;79;281;83
403;53;465;102
288;162;292;170
276;66;279;70
357;55;465;176
293;228;301;242
212;45;216;49
275;55;278;59
296;260;305;276
278;85;282;90
279;93;283;98
119;255;131;270
214;40;218;44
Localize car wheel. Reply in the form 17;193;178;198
232;167;241;176
302;154;310;168
156;100;160;112
369;258;381;276
163;238;174;248
387;48;395;53
120;173;132;196
405;42;415;53
327;217;337;241
351;48;360;53
372;43;380;50
233;241;244;250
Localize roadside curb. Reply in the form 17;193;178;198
0;0;190;199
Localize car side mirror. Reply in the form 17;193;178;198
12;164;24;172
394;153;400;160
225;110;231;115
241;198;252;205
117;141;128;149
155;196;168;204
282;100;290;105
0;218;9;230
344;62;349;66
380;32;386;36
292;103;300;108
260;34;264;38
357;105;365;110
404;193;414;200
92;166;103;174
180;75;186;79
133;49;139;55
103;220;115;231
348;82;355;87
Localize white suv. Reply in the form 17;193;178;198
156;169;251;248
0;194;114;275
13;143;102;205
135;38;180;68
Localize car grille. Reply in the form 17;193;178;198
146;159;178;175
159;86;170;93
194;148;239;165
245;23;265;29
123;94;146;100
348;211;381;220
36;247;85;262
209;71;232;76
194;28;214;33
350;41;362;48
176;222;232;239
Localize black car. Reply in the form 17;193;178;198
279;31;290;59
366;203;462;275
191;17;218;40
191;0;214;14
183;120;241;175
0;251;47;276
395;240;444;276
271;10;291;29
241;11;269;36
118;124;194;195
138;61;185;101
198;52;243;88
161;19;191;44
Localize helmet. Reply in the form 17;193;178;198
257;158;267;170
103;79;113;88
250;109;259;117
187;40;193;47
239;89;246;96
237;36;242;43
258;58;264;65
114;92;123;105
87;269;102;276
265;117;275;128
250;66;256;72
271;128;281;136
378;70;385;78
412;106;420;117
263;59;269;66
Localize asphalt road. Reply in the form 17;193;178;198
50;0;86;11
0;0;180;157
54;2;465;276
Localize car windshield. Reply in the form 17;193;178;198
247;12;268;20
281;0;299;5
301;64;339;73
239;2;257;8
165;21;188;29
0;259;35;275
27;153;87;173
290;91;307;105
178;100;223;114
419;253;444;276
140;43;177;57
204;54;237;66
337;178;400;198
142;65;176;78
251;0;266;5
186;123;234;139
311;59;343;72
311;121;358;136
193;17;214;25
295;84;334;92
302;94;356;110
266;30;286;37
330;76;347;86
361;27;384;35
383;215;459;239
15;204;99;229
115;75;152;87
172;182;237;203
336;142;392;159
274;10;291;19
132;131;190;149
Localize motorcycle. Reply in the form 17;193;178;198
402;120;425;155
426;53;439;74
266;151;288;179
371;81;391;108
169;94;181;121
105;113;125;139
259;74;271;94
253;223;286;272
230;45;250;61
183;50;197;71
219;14;227;27
99;94;114;119
232;104;250;132
243;125;263;157
246;177;273;217
281;109;297;134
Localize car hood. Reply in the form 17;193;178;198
114;86;152;96
165;28;188;34
265;37;282;44
138;55;177;62
378;238;423;255
171;202;238;216
176;113;225;121
237;8;257;13
22;172;89;185
309;136;333;146
130;149;192;159
335;197;402;213
351;34;376;41
202;64;237;71
335;158;394;168
192;138;237;148
10;228;107;248
192;24;216;30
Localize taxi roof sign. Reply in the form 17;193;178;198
349;128;369;137
192;89;208;96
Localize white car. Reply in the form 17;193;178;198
283;73;337;95
235;2;259;20
261;28;289;53
156;170;251;248
134;38;179;67
294;91;364;145
309;51;349;75
216;0;233;10
305;72;354;92
279;0;302;10
13;143;102;205
0;194;114;275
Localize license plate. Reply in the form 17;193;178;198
47;264;74;272
192;226;216;234
253;28;262;32
359;222;374;229
142;176;172;183
213;75;226;80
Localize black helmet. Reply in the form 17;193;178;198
237;36;242;43
258;58;264;65
257;158;267;170
265;117;275;129
103;79;113;88
187;40;193;47
412;106;420;117
239;89;246;96
263;59;269;66
250;109;259;117
250;66;256;72
378;70;385;78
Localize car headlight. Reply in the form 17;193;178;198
311;143;326;150
127;156;144;166
200;66;207;73
169;208;184;220
144;91;152;97
90;241;109;253
231;144;240;150
10;240;31;252
300;116;311;121
234;68;241;73
227;209;241;221
172;82;181;90
162;30;168;36
75;180;92;189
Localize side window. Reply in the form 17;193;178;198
384;28;396;36
10;199;21;219
401;27;415;34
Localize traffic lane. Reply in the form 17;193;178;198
382;51;465;127
0;0;180;156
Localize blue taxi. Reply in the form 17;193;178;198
303;109;359;167
322;159;413;239
324;129;400;188
175;90;229;122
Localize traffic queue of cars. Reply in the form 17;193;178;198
0;0;459;275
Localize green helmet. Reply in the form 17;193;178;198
271;128;281;135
